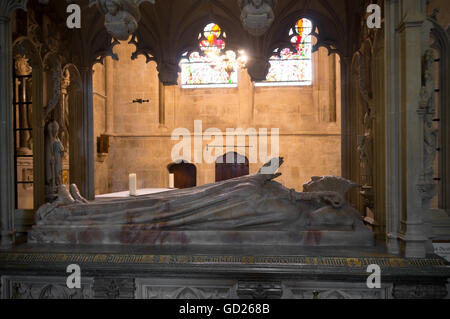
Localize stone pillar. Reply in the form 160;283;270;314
105;56;114;134
384;0;432;257
0;0;27;247
340;57;357;190
158;81;165;126
76;67;95;200
384;0;401;254
328;54;337;123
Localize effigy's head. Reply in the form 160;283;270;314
303;176;360;198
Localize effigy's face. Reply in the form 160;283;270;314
252;0;263;8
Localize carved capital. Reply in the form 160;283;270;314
247;57;271;82
157;62;179;86
89;0;155;41
0;0;27;20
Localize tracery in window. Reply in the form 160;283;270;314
256;18;313;87
180;23;246;89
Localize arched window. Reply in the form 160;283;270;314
257;18;313;86
180;23;243;89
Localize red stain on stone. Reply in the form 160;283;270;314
79;227;104;244
305;231;321;246
119;224;189;245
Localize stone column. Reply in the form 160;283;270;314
75;67;95;200
0;0;27;247
340;57;358;191
105;56;114;134
384;0;432;257
158;81;165;127
384;0;401;254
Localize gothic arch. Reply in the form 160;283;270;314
12;37;45;210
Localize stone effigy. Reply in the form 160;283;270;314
29;158;374;247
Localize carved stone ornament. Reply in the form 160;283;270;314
417;49;439;200
90;0;156;41
14;54;32;76
43;67;62;123
238;0;277;36
392;282;448;299
237;281;283;299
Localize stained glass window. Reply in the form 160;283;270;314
180;23;239;88
256;18;313;87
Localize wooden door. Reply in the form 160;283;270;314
215;152;249;182
168;161;197;189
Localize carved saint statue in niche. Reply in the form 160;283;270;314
358;109;374;183
46;120;65;198
60;68;71;157
239;0;276;36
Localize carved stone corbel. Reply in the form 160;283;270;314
89;0;156;41
156;62;179;86
247;57;271;82
238;0;277;37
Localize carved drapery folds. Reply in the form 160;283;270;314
89;0;156;41
238;0;277;37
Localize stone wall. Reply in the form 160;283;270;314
93;63;110;195
428;0;450;30
93;43;342;195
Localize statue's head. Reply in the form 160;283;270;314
251;0;263;7
104;0;121;15
47;121;60;138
